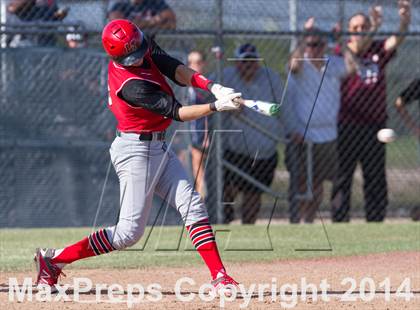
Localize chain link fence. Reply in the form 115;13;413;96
0;0;419;227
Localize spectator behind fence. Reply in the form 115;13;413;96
395;79;420;143
66;26;88;49
394;78;420;221
186;51;212;198
7;0;68;47
108;0;176;33
212;43;283;224
284;18;358;224
332;1;411;222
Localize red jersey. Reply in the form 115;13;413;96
107;51;173;133
335;40;396;125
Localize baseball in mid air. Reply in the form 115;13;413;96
377;128;397;143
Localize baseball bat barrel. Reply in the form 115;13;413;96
233;98;280;116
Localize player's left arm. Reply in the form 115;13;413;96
384;0;411;52
149;38;238;99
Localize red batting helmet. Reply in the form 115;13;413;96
102;19;149;66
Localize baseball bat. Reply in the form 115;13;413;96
233;98;281;116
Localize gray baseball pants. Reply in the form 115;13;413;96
105;133;208;250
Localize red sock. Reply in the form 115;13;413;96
51;229;115;265
186;219;225;279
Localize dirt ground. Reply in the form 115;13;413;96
1;251;419;309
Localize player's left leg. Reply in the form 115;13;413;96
34;137;164;289
154;146;238;290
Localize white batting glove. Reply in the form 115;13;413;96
211;93;242;111
209;83;236;99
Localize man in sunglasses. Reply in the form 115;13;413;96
34;19;241;294
285;19;357;223
217;43;284;224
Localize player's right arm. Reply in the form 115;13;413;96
120;80;241;122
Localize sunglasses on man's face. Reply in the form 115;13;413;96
306;41;324;48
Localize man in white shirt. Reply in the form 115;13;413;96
284;21;356;223
213;44;284;224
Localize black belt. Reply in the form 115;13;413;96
116;130;165;141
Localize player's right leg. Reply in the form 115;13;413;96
154;147;238;294
34;136;163;289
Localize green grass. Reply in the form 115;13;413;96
1;223;419;272
386;135;419;169
269;135;420;212
274;135;419;171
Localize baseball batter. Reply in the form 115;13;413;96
34;19;241;292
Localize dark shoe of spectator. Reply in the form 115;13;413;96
410;206;420;221
223;204;235;224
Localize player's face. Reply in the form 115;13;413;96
348;14;370;43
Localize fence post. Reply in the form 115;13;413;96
289;0;298;51
213;0;224;224
0;0;7;108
